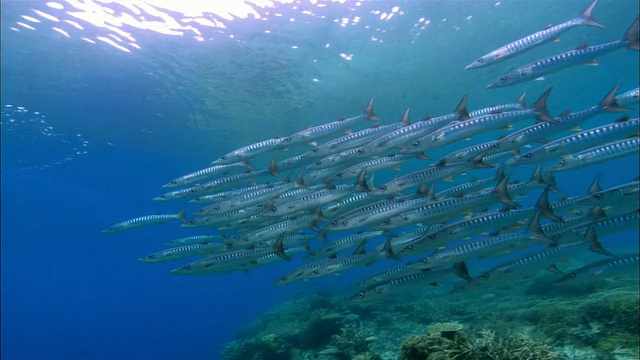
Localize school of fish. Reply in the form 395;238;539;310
104;1;640;301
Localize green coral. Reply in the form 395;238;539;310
399;329;565;360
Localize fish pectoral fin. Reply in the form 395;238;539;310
585;59;598;66
546;264;564;275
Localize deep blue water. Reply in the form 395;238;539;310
2;1;638;359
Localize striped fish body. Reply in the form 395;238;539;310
404;109;540;155
466;0;603;69
170;246;279;275
508;118;640;167
306;231;385;259
575;210;640;237
236;214;317;247
194;182;294;216
203;170;269;192
435;141;498;166
572;181;640;208
310;121;407;158
545;138;639;172
355;265;422;288
180;206;267;228
102;211;185;234
163;163;247;188
212;137;286;165
138;243;228;263
435;176;497;199
487;38;632;89
333;154;411;181
616;87;639;106
163;234;222;247
264;185;359;218
322;192;377;219
554;253;639;285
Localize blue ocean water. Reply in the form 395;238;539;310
1;1;638;359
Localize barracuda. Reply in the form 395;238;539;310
321;192;378;219
202;169;270;191
171;236;289;275
279;99;379;147
545;138;639;172
357;95;470;158
138;242;228;263
180;205;267;228
348;262;471;302
371;152;492;196
468;91;527;118
485;84;626;157
355;264;423;288
553;253;639;285
458;227;612;293
466;0;603;69
333;153;413;181
235;213;319;247
163;163;249;188
307;111;410;158
616;87;639;106
212;136;289;166
403;88;554;156
507;117;639;167
268;154;308;177
193;181;297;217
487;17;639;88
374;175;514;231
398;188;560;256
305;231;386;259
163;234;223;247
102;210;186;234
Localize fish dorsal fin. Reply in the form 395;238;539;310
353;239;368;255
614;115;630;123
559;109;571;117
588;173;603;194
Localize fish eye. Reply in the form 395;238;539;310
378;185;387;191
569;274;576;279
331;220;338;226
482;273;490;278
421;258;428;263
411;141;420;147
382;219;390;225
357;148;364;153
312;148;319;152
491;143;499;148
522;153;531;159
315;161;322;166
189;188;197;192
592;193;603;200
189;219;196;224
477;58;484;63
280;276;288;281
270;206;278;212
551;234;561;241
341;220;348;226
149;255;155;259
358;292;365;298
221;155;227;160
558;160;565;166
184;265;191;270
313;270;319;275
214;206;220;210
171;180;177;184
500;76;507;81
427;234;435;239
284;137;291;142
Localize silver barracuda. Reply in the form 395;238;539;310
102;210;186;234
202;169;271;191
577;181;640;207
506;117;640;167
485;85;626;157
403;88;554;156
616;87;639;106
487;17;639;88
466;0;603;69
468;91;527;118
457;227;612;293
348;262;472;302
332;153;414;181
321;192;378;219
305;230;386;259
171;236;289;275
371;152;492;196
163;234;222;247
211;136;289;166
553;253;639;285
268;154;308;177
356;95;470;158
374;176;514;231
180;205;268;228
354;264;423;288
279;99;379;147
235;213;320;247
544;138;639;172
306;110;410;158
573;209;640;237
137;242;228;263
163;163;249;188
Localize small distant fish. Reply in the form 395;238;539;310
487;17;639;88
101;210;186;234
466;0;603;69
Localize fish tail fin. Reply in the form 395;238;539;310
599;83;629;112
494;174;515;207
583;226;614;256
365;98;381;121
526;211;553;244
273;234;291;261
623;16;639;50
381;238;401;261
454;262;473;282
531;87;556;123
578;0;605;28
454;94;471;121
535;187;563;222
177;209;187;224
268;156;280;177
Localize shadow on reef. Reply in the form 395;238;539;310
223;279;639;360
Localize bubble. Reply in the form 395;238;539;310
1;105;90;170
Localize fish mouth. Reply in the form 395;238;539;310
486;83;497;89
465;63;478;70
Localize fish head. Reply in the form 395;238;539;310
487;70;520;89
170;264;192;275
465;54;493;70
